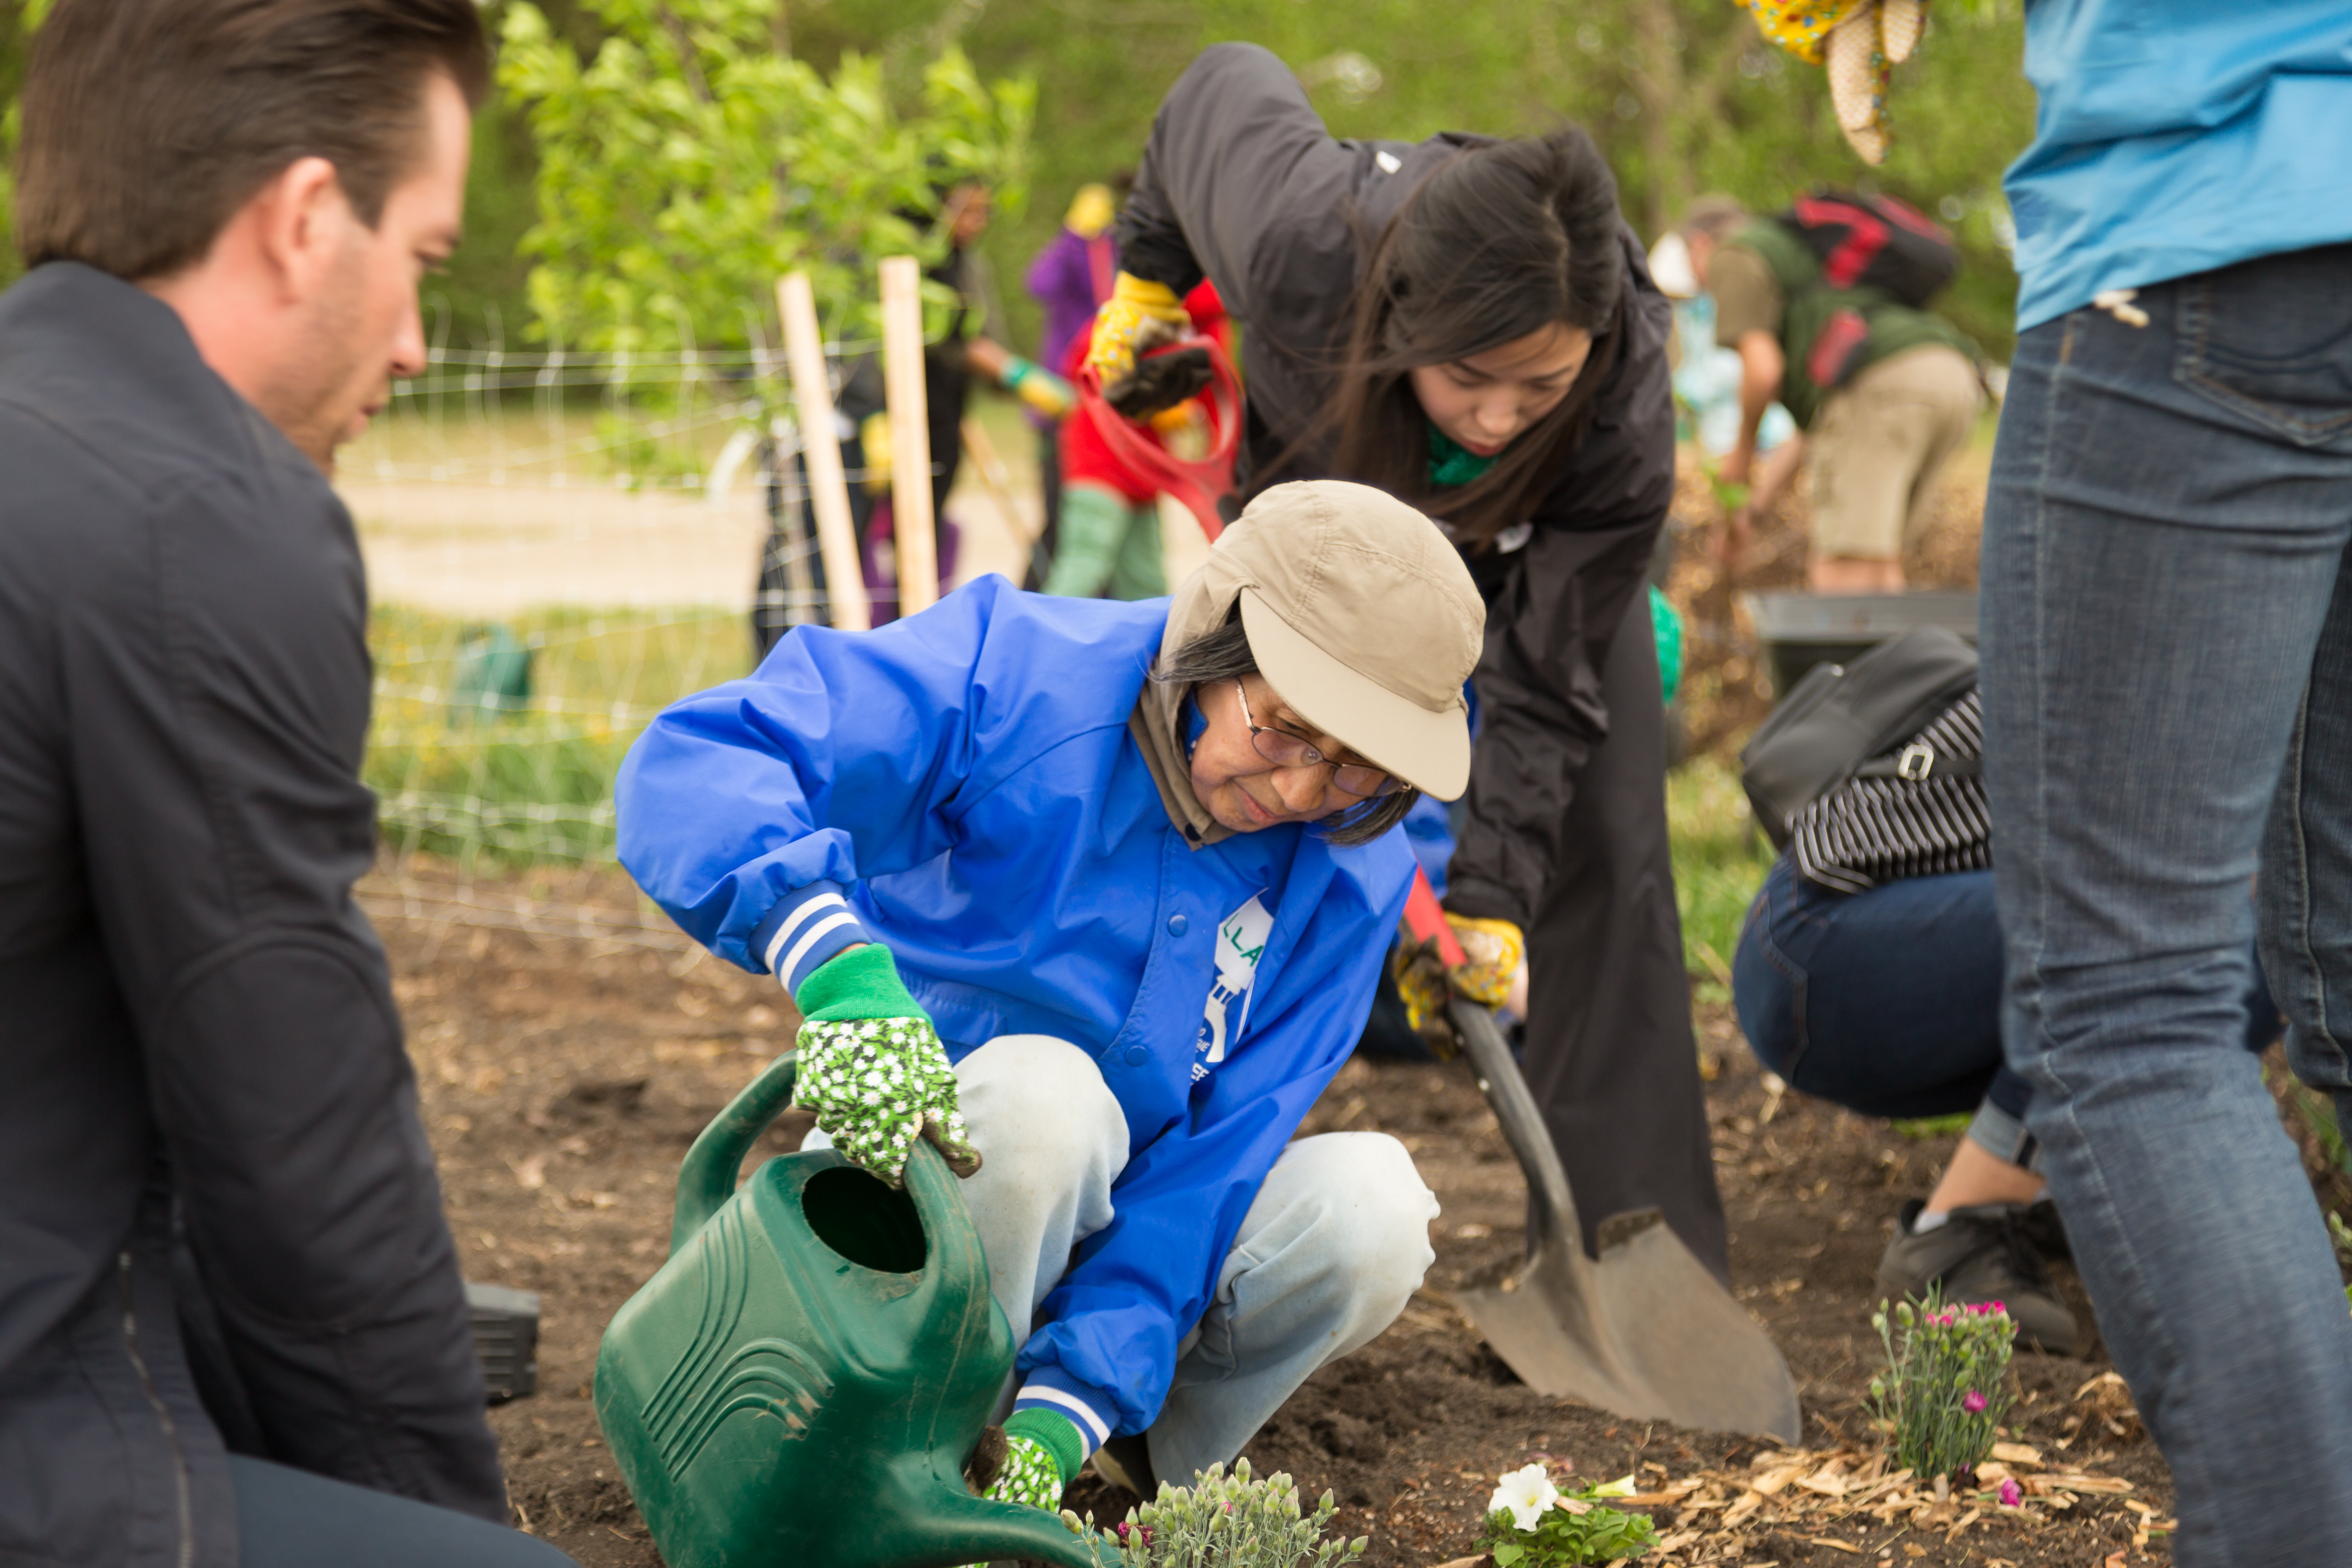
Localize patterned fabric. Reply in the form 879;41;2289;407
1741;0;1869;66
1790;688;1988;894
1742;0;1928;165
982;1433;1067;1512
793;1016;975;1187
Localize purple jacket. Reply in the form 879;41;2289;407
1026;225;1118;377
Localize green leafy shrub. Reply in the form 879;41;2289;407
1474;1465;1654;1566
498;0;1033;357
1868;1289;2016;1480
1066;1458;1366;1568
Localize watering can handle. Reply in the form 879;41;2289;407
672;1052;800;1254
668;1052;973;1268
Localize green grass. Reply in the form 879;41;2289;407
1667;756;1774;1005
364;619;1788;966
367;603;753;865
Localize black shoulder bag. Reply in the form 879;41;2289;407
1739;624;1981;852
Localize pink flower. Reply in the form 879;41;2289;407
1998;1479;2023;1509
1962;1390;1988;1413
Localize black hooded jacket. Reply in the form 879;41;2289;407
1120;43;1677;926
0;263;505;1568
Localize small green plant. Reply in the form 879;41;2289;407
1473;1464;1655;1566
1868;1289;2016;1480
1066;1458;1366;1568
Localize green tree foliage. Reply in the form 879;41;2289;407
0;0;2032;357
497;0;1032;353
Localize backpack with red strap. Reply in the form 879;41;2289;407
1771;190;1957;309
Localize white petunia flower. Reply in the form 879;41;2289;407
1488;1464;1559;1533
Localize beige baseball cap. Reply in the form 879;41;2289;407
1163;480;1486;801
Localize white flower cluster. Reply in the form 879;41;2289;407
794;1014;972;1185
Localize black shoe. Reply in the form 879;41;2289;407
1877;1200;2082;1356
1090;1433;1157;1498
2018;1195;2071;1261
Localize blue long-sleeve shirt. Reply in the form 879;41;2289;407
2008;1;2352;329
615;576;1411;1439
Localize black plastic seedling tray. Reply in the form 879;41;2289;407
1742;589;1978;698
466;1280;542;1403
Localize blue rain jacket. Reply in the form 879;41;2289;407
616;575;1412;1436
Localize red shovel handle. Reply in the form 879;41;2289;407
1075;336;1242;542
1402;867;1467;968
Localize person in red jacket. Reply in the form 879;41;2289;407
1044;279;1231;600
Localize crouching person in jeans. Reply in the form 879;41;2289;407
618;481;1480;1514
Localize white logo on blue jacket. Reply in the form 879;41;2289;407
1194;894;1272;1082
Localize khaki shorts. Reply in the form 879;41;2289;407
1808;344;1983;561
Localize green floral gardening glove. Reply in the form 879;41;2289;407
793;943;980;1188
966;1410;1085;1514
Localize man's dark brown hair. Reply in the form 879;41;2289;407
15;0;490;279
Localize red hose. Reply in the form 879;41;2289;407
1073;337;1243;542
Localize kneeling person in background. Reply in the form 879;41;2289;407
619;481;1481;1513
1733;685;2279;1354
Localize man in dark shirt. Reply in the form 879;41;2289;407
0;4;572;1565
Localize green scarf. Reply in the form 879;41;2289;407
1426;426;1500;489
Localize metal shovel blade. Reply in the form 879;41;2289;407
1446;1000;1802;1443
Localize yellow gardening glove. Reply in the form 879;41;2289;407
1390;914;1527;1058
1740;0;1926;165
1084;272;1190;407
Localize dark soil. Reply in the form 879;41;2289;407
378;851;2173;1568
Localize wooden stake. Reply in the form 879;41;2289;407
774;273;869;631
877;255;939;615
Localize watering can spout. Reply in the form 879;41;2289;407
915;1489;1100;1568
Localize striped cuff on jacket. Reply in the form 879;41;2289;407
1012;1367;1115;1459
752;881;871;995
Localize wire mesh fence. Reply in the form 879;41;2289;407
349;308;864;945
349;306;1169;946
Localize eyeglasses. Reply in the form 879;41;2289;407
1233;680;1401;799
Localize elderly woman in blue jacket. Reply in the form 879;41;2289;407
617;480;1484;1517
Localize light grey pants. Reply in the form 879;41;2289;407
822;1034;1438;1485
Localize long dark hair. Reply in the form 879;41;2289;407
1286;126;1628;549
1155;611;1419;848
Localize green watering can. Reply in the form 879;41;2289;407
595;1054;1103;1568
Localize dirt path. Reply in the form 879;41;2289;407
378;861;2170;1568
337;469;1208;617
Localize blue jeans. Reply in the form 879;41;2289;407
1733;859;2278;1166
1981;242;2352;1566
1736;860;2030;1145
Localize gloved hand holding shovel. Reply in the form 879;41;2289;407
1391;870;1527;1058
793;943;982;1188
